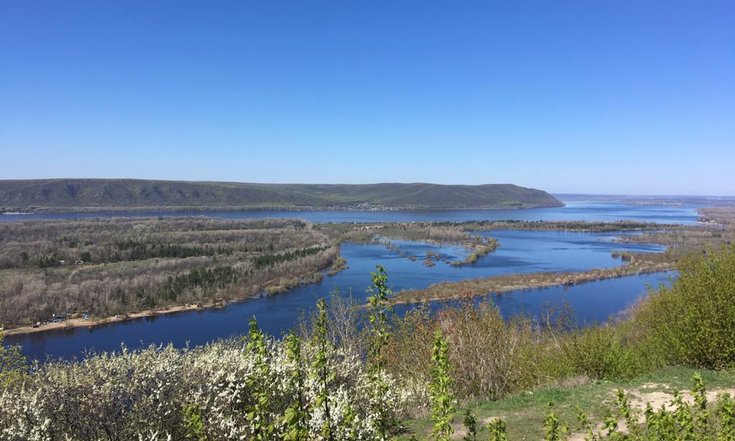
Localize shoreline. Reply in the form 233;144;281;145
0;203;565;215
2;302;223;337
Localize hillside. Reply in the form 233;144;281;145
0;179;563;211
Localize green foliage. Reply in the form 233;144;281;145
367;265;393;368
562;375;735;441
252;246;326;269
367;265;394;440
716;393;735;441
160;265;240;301
282;332;309;441
633;245;735;369
430;329;454;441
244;318;275;440
692;373;710;434
312;298;335;441
0;331;26;389
561;325;645;380
182;403;207;441
487;418;508;441
543;404;569;441
613;388;641;439
114;241;225;261
462;409;478;441
37;254;60;268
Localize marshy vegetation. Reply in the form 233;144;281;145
2;245;735;440
321;222;498;267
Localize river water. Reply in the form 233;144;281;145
0;201;700;224
4;201;694;360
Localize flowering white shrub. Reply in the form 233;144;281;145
0;331;414;440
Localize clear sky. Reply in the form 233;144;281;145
1;1;733;195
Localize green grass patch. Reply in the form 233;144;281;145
400;367;735;440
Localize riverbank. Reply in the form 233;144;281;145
2;303;216;336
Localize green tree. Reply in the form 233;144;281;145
282;332;309;441
244;318;274;440
312;298;334;441
367;265;394;440
430;329;454;441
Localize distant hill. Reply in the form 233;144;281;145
0;179;563;212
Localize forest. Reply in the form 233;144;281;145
0;218;339;328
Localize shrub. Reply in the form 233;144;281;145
0;331;412;440
430;329;454;441
632;245;735;369
0;332;26;389
559;325;646;380
571;375;735;440
385;302;542;401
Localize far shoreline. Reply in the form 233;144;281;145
0;202;566;215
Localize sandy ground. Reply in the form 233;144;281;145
3;303;216;336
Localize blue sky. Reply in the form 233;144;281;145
1;1;733;195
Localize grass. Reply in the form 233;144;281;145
399;366;735;440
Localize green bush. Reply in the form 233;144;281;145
0;331;26;389
632;245;735;369
560;325;646;380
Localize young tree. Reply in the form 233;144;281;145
312;298;334;441
367;265;394;439
282;332;309;441
244;318;275;440
430;329;454;441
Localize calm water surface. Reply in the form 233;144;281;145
8;229;669;361
0;201;700;224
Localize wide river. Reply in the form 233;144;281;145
4;201;696;361
0;200;699;224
